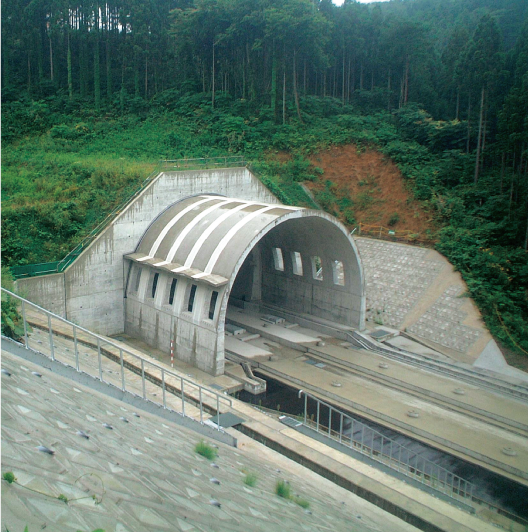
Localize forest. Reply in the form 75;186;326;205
1;0;528;358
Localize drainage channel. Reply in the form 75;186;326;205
235;372;528;522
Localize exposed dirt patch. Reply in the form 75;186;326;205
306;144;437;237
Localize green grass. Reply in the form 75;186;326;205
292;496;310;509
194;440;218;461
275;479;310;509
243;472;258;487
275;479;292;499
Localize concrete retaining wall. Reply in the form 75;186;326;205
17;167;279;335
16;273;66;317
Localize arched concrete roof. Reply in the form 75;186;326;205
126;194;364;300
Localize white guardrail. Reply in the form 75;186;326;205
1;288;231;428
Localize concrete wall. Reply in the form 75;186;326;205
259;217;364;328
15;273;66;317
124;262;226;375
17;167;279;336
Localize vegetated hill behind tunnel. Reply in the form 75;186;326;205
305;144;438;238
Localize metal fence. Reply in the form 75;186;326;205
11;156;247;280
297;390;528;526
2;289;231;428
298;390;474;502
161;156;246;170
357;223;435;246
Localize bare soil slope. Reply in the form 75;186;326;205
307;145;437;237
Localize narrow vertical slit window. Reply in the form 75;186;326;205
187;284;197;312
272;247;284;271
151;273;159;298
311;256;323;280
168;278;177;305
332;260;345;286
291;251;303;276
208;291;219;320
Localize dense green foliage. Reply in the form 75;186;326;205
1;268;26;340
2;0;527;356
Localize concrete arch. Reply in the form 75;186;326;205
124;196;365;375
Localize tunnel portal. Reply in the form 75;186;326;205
124;195;365;375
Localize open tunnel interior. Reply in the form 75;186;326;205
227;216;363;329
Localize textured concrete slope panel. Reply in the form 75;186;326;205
2;351;412;532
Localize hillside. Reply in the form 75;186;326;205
2;91;527;358
307;145;437;237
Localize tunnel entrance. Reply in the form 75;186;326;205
126;195;365;375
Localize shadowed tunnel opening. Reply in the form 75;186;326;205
227;216;363;328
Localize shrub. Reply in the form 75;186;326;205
243;472;258;487
194;440;218;460
292;496;310;509
275;480;291;499
388;213;400;226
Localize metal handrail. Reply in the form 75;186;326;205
298;390;474;502
2;289;231;428
161;156;246;170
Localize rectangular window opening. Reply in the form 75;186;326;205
332;260;345;286
272;247;284;271
168;278;178;305
187;284;197;313
291;251;303;276
311;256;323;281
151;273;159;299
208;291;219;320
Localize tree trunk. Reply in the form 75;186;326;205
27;52;32;93
211;42;215;109
303;59;307;95
293;50;302;123
79;37;87;98
466;94;471;154
387;67;391;111
474;87;485;185
481;105;488;156
271;46;277;122
49;33;54;82
67;32;73;99
508;150;515;220
94;35;101;109
144;52;148;99
404;55;409;105
120;53;126;114
242;44;246;100
500;152;505;194
37;29;44;85
3;51;10;90
282;68;286;125
347;56;351;102
106;37;112;99
524;210;528;250
455;87;460;120
342;47;345;106
359;62;364;90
